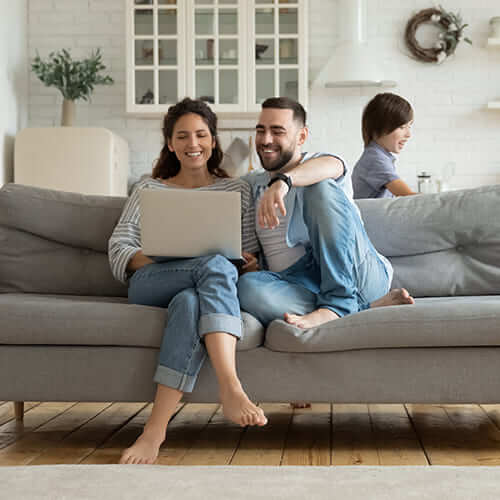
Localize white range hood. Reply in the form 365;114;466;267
314;0;396;88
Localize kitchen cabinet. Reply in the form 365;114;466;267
126;0;308;116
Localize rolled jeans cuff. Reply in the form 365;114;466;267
199;313;242;339
154;364;198;393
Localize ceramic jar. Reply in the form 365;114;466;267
490;17;500;38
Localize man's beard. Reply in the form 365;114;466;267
257;147;294;172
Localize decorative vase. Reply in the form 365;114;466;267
61;99;75;126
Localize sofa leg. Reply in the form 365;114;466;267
13;401;24;421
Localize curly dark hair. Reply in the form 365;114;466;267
152;97;228;179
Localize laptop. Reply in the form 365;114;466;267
139;188;244;263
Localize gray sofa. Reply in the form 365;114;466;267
1;182;500;420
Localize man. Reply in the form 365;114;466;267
239;97;414;330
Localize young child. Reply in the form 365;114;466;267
352;92;417;199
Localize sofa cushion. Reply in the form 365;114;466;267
0;294;264;352
0;183;125;252
0;183;128;296
0;226;127;296
265;296;500;353
357;186;500;297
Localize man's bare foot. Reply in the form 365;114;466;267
119;427;165;465
284;308;339;329
220;385;267;427
370;288;415;308
290;402;312;409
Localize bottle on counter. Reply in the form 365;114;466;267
417;172;434;194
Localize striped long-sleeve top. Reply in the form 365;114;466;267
108;176;260;284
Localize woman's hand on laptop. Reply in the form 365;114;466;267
241;252;259;274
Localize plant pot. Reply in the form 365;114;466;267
61;99;76;126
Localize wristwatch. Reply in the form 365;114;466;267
267;173;292;191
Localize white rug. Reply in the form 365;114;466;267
1;465;500;499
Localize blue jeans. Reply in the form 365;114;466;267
238;180;391;326
128;255;241;392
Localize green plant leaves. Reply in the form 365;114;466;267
31;48;114;101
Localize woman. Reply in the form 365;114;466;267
109;98;267;465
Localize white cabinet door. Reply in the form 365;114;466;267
126;0;186;113
187;0;247;111
125;0;307;115
250;0;308;111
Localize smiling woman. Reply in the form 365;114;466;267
108;97;266;465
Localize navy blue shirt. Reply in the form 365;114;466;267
352;141;400;199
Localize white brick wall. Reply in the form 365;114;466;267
28;0;500;190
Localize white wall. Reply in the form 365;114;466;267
27;0;500;190
0;0;28;187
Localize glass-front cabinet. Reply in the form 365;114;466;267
126;0;307;115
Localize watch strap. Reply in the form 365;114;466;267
267;173;292;191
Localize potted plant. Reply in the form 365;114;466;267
31;48;114;126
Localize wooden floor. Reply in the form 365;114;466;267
1;401;500;466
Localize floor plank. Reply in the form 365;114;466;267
369;404;428;465
231;403;293;465
0;402;40;427
30;403;147;465
0;402;95;465
81;404;154;464
407;404;500;465
444;404;500;465
83;403;209;465
0;403;499;466
178;406;245;465
0;402;76;437
332;404;380;465
281;404;331;466
480;404;500;432
156;403;219;465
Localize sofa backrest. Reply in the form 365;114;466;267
1;183;499;298
357;185;500;297
0;183;127;297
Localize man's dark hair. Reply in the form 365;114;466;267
261;96;307;127
361;93;413;146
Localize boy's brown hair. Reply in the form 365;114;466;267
362;93;413;146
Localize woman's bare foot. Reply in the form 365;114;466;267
220;385;267;427
284;308;339;329
119;427;165;465
370;288;415;308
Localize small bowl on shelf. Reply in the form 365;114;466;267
255;44;269;60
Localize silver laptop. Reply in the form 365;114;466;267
139;188;243;261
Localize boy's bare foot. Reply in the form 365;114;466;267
370;288;415;308
119;427;165;465
220;385;267;427
284;308;339;329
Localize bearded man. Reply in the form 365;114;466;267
239;97;414;330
